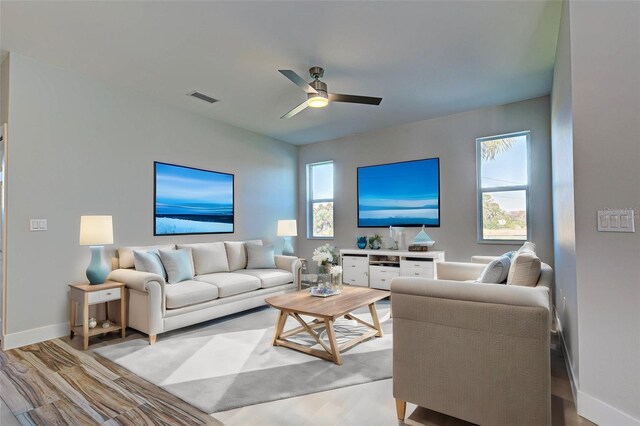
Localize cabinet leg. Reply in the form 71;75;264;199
395;399;406;421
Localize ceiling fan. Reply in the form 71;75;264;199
278;66;382;119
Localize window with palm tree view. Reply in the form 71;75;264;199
307;161;334;238
477;132;530;242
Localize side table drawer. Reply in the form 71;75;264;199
87;288;121;304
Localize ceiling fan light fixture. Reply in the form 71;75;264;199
308;94;329;108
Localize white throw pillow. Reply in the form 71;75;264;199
159;248;195;284
507;251;542;287
177;242;229;275
246;243;276;269
133;250;166;279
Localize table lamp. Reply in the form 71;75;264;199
79;215;113;284
277;220;297;256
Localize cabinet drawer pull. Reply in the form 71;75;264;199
381;278;386;282
414;272;420;275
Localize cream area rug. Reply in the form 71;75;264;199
94;301;392;414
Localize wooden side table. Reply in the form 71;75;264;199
69;280;126;350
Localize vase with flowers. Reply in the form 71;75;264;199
312;244;338;288
330;265;343;291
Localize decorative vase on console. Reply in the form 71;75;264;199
368;234;382;250
356;236;368;249
330;265;343;292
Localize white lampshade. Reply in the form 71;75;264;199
277;220;297;237
79;215;114;246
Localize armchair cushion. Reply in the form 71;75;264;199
507;243;541;287
476;255;511;284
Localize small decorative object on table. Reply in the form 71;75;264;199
356;236;368;249
368;234;382;250
309;285;341;297
88;318;97;329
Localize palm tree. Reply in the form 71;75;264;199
481;138;515;161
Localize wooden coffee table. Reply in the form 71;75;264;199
265;286;389;365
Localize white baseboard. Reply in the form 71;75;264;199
1;321;68;350
557;317;640;425
556;317;579;404
578;391;640;426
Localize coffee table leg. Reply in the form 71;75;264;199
324;319;342;365
272;310;288;346
369;302;383;337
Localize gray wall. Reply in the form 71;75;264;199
297;96;553;269
550;0;579;382
3;53;296;337
570;1;640;421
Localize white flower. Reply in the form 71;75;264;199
312;244;337;265
330;265;343;276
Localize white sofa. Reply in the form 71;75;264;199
108;240;301;344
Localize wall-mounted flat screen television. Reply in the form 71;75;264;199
357;157;440;227
154;162;234;235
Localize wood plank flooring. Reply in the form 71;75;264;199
0;327;594;426
0;332;221;425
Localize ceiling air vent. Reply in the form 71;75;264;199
187;91;218;104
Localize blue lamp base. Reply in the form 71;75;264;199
86;245;109;285
282;237;294;256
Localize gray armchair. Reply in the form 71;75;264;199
391;258;553;425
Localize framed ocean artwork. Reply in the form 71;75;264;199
154;162;234;235
357;157;440;228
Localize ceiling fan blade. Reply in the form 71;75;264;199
281;100;310;119
329;93;382;105
279;70;318;94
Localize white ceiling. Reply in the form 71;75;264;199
1;1;561;145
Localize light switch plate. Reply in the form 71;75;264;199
29;219;47;232
597;209;635;233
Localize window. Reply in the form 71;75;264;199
477;131;530;242
307;161;334;238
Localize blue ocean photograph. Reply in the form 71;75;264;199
358;158;440;227
154;162;234;235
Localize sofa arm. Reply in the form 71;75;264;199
435;262;485;281
107;269;166;318
274;255;303;290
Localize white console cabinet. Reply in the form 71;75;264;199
340;249;445;290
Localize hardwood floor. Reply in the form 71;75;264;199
0;328;594;426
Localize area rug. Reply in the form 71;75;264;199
94;301;392;413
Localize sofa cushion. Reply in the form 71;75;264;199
195;273;261;297
236;269;294;288
165;280;219;309
507;250;541;287
476;255;511;284
246;243;276;269
133;250;166;279
159;248;195;284
177;242;229;275
119;244;175;269
224;240;262;271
